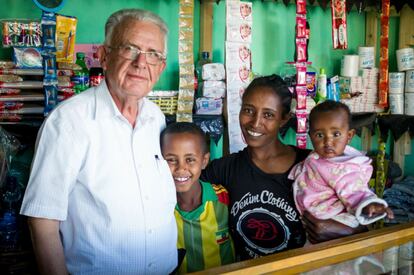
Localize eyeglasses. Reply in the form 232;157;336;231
109;45;166;65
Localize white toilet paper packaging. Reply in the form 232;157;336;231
201;80;226;98
389;93;404;114
405;70;414;93
341;55;359;77
389;72;405;94
358;46;375;69
396;48;414;72
202;63;226;81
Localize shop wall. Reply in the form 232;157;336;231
0;0;399;88
1;0;412;175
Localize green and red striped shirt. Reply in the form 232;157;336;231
175;181;235;274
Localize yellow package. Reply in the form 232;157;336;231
56;14;77;63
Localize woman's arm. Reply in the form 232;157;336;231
302;211;368;244
28;217;68;275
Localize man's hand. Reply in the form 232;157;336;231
302;211;367;244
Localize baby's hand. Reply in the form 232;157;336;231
362;203;394;219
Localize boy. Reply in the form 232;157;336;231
160;122;235;273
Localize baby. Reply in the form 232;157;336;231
289;100;393;228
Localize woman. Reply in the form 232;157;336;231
201;75;365;261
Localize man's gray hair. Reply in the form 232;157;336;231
104;8;168;55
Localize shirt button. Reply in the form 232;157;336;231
148;229;153;234
148;263;153;268
144;195;149;200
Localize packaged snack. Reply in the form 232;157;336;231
58;62;81;70
0;75;23;82
41;12;56;50
2;20;42;47
12;47;43;69
0;61;15;69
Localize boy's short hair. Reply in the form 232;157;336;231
160;122;209;154
309;100;353;130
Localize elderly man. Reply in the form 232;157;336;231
20;9;177;274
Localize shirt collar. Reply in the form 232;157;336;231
94;80;154;125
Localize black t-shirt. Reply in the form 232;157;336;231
201;146;310;260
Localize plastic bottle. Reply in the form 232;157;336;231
72;52;89;93
0;210;18;251
195;51;211;97
315;68;327;103
89;67;104;87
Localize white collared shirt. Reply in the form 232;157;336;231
20;82;177;274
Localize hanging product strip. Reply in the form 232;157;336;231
225;0;253;153
176;0;195;122
295;0;308;149
378;0;390;108
331;0;347;49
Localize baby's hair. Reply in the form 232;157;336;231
242;74;292;117
309;100;352;130
160;122;209;154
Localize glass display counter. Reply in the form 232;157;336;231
193;221;414;274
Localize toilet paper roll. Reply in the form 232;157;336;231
341;55;360;77
358;47;375;69
396;48;414;72
405;93;414;115
389;93;404;114
405;70;414;92
389;72;405;94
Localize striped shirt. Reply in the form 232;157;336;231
175;181;235;273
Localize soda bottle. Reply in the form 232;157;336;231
89;67;104;87
72;52;89;93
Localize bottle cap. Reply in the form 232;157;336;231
201;51;209;59
76;52;86;58
320;68;325;75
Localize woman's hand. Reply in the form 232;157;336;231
302;211;367;244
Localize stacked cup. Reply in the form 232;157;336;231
393;48;414;115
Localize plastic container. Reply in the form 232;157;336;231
315;68;327;103
0;211;18;251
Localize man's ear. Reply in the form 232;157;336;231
347;128;356;143
97;45;107;70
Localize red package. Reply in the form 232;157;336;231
296;38;307;62
331;0;347;49
296;85;307;110
296;15;307;38
296;0;307;14
296;63;307;85
296;133;307;149
296;109;308;133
